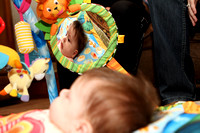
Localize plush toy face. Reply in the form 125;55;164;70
33;58;50;80
8;69;32;89
43;0;69;19
36;0;71;24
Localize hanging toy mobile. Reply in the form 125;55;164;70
0;3;49;102
0;17;23;71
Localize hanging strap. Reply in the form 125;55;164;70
13;0;31;21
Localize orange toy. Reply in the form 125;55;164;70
36;0;81;24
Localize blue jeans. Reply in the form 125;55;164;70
148;0;196;105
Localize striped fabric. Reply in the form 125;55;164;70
15;21;34;54
106;58;129;75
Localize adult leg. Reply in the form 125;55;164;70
148;0;196;105
110;0;150;75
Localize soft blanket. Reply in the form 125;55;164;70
1;101;200;133
0;109;61;133
134;101;200;133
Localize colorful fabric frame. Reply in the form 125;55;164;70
50;3;118;74
56;11;106;65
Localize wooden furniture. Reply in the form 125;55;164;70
0;0;16;49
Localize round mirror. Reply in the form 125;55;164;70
50;3;118;73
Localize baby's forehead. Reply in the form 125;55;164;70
69;22;76;30
68;24;77;37
75;77;104;91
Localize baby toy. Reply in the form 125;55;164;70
0;58;50;102
35;0;81;37
36;0;69;24
12;0;59;103
48;3;129;75
0;45;23;70
13;0;36;67
15;21;35;67
0;17;5;34
36;0;80;24
0;18;22;71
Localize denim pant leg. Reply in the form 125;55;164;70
148;0;196;105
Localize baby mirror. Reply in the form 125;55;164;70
49;3;118;74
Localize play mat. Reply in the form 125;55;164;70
134;101;200;133
0;101;200;132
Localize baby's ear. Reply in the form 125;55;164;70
72;50;78;58
74;120;93;133
38;4;44;11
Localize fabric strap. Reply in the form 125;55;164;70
13;0;31;21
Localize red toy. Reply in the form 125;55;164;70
0;17;5;34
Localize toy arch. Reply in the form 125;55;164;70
50;3;118;74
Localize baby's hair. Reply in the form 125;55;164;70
81;68;160;133
72;20;88;56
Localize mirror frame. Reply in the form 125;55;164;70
50;3;118;74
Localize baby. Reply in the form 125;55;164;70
0;68;159;133
58;20;88;62
50;68;160;132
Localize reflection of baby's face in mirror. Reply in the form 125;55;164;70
59;23;78;61
58;20;88;62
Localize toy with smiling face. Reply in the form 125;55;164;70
0;58;50;102
36;0;81;24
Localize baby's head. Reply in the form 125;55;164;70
50;68;159;133
60;20;88;59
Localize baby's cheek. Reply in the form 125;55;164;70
49;105;56;123
49;98;61;116
49;100;64;123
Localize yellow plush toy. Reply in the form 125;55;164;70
0;45;22;70
0;58;50;102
